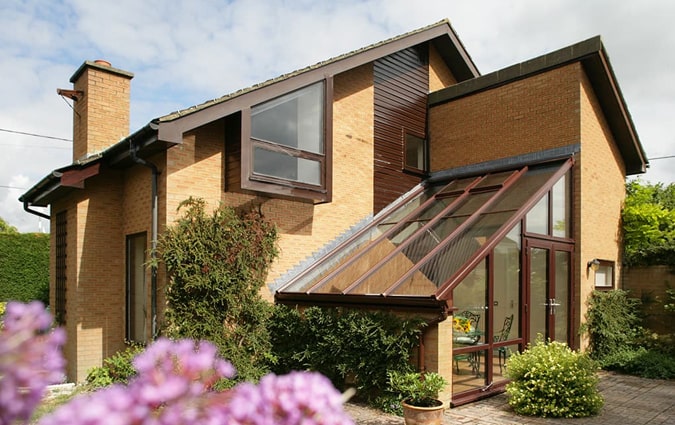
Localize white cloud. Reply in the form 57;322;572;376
1;0;673;232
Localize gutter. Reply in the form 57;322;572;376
129;139;160;340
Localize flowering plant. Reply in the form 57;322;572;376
453;316;472;333
1;302;354;425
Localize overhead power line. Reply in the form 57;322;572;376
649;155;675;160
0;185;28;190
0;128;71;142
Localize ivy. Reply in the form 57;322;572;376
157;197;278;384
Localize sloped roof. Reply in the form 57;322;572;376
20;19;479;207
276;156;573;313
428;36;648;175
155;19;479;144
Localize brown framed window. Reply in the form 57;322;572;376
404;132;427;173
242;79;332;202
593;260;615;289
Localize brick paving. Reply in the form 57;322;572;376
344;372;675;425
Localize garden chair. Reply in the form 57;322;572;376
493;314;514;373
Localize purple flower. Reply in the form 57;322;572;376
0;301;66;424
2;302;354;425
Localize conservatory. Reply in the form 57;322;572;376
276;156;574;404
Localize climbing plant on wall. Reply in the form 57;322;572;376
157;197;278;384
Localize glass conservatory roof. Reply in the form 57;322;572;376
276;159;572;311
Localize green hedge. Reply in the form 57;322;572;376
0;233;49;304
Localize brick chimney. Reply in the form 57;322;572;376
68;60;134;161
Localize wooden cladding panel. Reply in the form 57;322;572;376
373;45;429;213
224;112;242;192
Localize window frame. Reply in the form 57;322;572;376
593;259;615;290
402;130;428;175
241;78;333;202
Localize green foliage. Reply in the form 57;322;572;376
387;371;447;407
0;217;18;233
158;197;278;383
0;232;49;304
601;346;675;379
505;338;603;418
622;180;675;266
85;343;145;389
582;290;643;361
269;305;425;400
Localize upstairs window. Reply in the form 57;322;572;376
243;80;332;201
404;132;427;173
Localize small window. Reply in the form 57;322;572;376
243;80;332;201
404;132;427;172
54;211;67;325
593;260;615;289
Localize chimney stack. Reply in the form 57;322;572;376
67;60;134;161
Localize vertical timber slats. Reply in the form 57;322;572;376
373;45;429;213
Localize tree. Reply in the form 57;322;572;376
0;217;18;234
622;180;675;266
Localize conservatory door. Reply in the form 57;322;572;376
526;241;571;345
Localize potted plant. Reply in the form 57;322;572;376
388;371;448;425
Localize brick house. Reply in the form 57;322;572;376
20;20;646;405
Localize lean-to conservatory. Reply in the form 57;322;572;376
277;157;574;404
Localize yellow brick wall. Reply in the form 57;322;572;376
428;44;458;92
51;172;126;382
575;70;626;348
428;64;581;171
163;64;375;300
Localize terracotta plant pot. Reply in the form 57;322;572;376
401;399;446;425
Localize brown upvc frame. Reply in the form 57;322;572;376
241;77;334;203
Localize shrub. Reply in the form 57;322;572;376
602;346;675;379
269;305;425;400
505;338;603;418
583;290;642;361
85;343;145;388
0;233;49;304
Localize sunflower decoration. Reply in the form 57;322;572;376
453;316;472;333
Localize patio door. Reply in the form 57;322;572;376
526;240;572;345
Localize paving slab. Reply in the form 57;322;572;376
345;372;675;425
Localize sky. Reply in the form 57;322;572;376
1;0;674;233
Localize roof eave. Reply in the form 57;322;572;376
19;122;164;207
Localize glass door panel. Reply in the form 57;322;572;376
528;247;549;344
452;260;487;395
554;250;570;342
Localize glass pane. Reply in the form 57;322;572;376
283;186;435;294
251;82;324;153
491;343;518;381
529;247;548;344
453;261;487;338
405;133;426;170
452;262;487;390
253;147;321;185
554;250;569;342
493;224;520;342
552;171;571;238
526;193;549;235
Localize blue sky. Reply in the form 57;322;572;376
1;0;674;232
